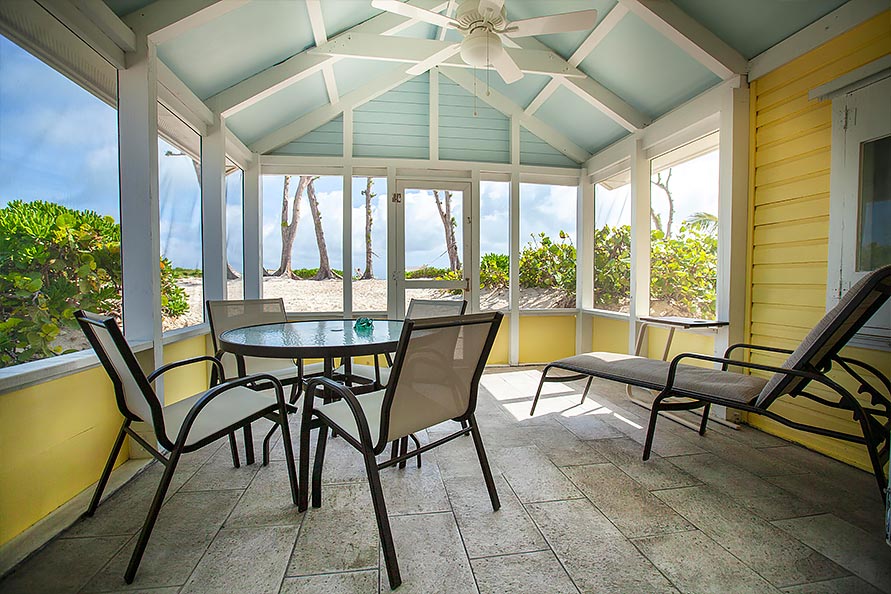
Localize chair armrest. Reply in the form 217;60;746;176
149;355;225;383
173;373;286;447
723;343;795;359
305;377;378;448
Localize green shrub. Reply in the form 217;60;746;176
292;267;345;278
593;225;631;309
160;258;189;317
650;225;717;318
519;231;577;297
405;265;454;280
480;253;509;289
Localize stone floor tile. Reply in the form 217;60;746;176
520;424;607;467
690;432;802;477
526;499;677;593
0;536;128;594
225;461;303;528
179;442;259;492
772;514;891;592
562;463;693;538
471;551;579;594
280;570;379;594
432;435;501;480
669;453;822;521
655;486;847;588
555;410;626;440
782;575;886;594
589;437;701;491
489;446;582;503
180;526;297;594
382;512;476;594
287;483;378;576
379;458;450;516
634;530;782;594
444;474;546;558
83;490;240;592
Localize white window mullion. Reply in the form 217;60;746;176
243;155;262;299
629;138;651;355
201;115;227;302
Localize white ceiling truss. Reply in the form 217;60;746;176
24;0;879;163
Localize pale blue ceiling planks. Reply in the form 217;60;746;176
334;59;400;98
505;0;618;60
104;0;152;16
354;74;430;160
273;116;344;157
672;0;850;59
535;85;628;154
156;0;316;100
439;76;510;164
520;126;577;168
578;12;719;119
321;0;380;39
470;68;550;110
226;71;329;146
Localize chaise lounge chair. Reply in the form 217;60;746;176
530;265;891;498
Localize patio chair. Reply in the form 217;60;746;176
303;311;502;589
529;264;891;498
74;311;298;584
206;298;324;466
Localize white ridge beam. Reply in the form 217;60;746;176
311;34;586;78
70;0;136;51
206;0;448;116
619;0;747;79
440;66;590;164
305;0;339;103
124;0;248;44
251;66;413;154
525;3;628;115
562;77;649;132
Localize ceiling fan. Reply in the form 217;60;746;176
371;0;598;84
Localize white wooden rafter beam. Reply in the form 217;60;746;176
439;66;590;164
618;0;747;79
437;0;456;41
206;0;448;117
34;0;126;67
70;0;135;51
123;0;248;44
562;77;649;132
309;34;586;78
157;61;214;127
305;0;339;103
251;66;414;154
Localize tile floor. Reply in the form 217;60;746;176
2;368;890;593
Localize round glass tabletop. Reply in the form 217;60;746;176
219;319;404;358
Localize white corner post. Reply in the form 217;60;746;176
386;165;398;319
243;153;262;299
577;168;594;354
509;117;521;365
118;35;162;372
342;109;354;319
628;137;651;355
201;114;227;303
470;168;481;313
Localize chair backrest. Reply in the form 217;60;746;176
756;264;891;407
405;298;467;319
75;310;164;436
378;311;502;447
206;298;288;351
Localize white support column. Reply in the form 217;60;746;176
577;169;594;354
470;168;480;312
386;165;399;319
509;117;520;365
243;154;262;299
429;68;439;162
118;36;162;371
342;109;353;318
628;138;650;355
201;115;227;303
716;83;750;421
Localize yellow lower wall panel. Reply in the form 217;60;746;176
488;322;509;365
645;327;715;368
519;315;575;364
0;366;128;546
162;335;212;405
591;316;629;354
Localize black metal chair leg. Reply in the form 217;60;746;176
409;433;422;468
390;439;399;461
580;377;593;404
362;448;400;590
529;366;552;416
698;403;711;435
643;393;668;461
87;420;130;517
312;425;329;508
124;448;182;584
243;424;255;465
277;404;300;507
398;436;409;469
228;433;240;469
468;415;500;512
262;382;302;466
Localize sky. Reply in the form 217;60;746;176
1;32;723;277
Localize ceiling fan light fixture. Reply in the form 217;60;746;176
460;28;503;67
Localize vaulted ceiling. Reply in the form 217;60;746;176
104;0;850;164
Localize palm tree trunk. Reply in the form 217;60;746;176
272;175;306;278
307;177;341;280
433;190;461;272
361;177;375;280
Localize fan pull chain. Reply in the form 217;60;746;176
473;66;478;117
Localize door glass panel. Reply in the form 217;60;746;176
858;134;891;271
404;188;463;281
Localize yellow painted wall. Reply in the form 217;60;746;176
161;335;212;405
0;366;127;546
488;321;509;365
591;315;630;353
748;12;891;470
646;327;716;369
519;315;576;363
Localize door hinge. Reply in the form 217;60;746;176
391;192;402;204
464;277;470;292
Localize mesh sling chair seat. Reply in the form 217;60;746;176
206;298;325;465
301;312;503;589
530;264;891;498
74;311;299;584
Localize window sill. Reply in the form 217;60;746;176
162;323;210;345
518;308;579;316
580;309;630;320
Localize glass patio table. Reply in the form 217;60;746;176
219;319;404;509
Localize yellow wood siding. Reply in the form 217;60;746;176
747;12;891;470
519;315;576;363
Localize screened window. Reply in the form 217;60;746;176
0;35;120;367
226;163;244;300
593;172;631;313
480;180;509;310
352;176;388;313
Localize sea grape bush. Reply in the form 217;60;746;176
0;200;187;365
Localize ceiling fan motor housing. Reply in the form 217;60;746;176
455;0;508;30
456;0;507;67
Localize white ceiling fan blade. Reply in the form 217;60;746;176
371;0;458;29
491;50;523;84
407;43;461;75
505;10;598;38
